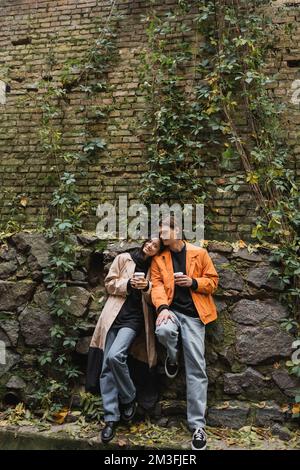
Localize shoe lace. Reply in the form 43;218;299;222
194;428;206;441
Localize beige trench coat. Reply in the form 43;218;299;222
89;252;157;368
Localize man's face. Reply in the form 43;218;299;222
159;224;179;245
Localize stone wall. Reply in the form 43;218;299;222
0;1;300;241
0;231;299;428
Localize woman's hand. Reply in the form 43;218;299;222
130;277;149;290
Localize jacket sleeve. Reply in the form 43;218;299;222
194;249;219;294
150;257;169;311
142;280;153;305
104;254;130;297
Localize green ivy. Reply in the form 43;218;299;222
140;0;299;407
28;5;120;410
193;0;300;404
138;2;214;209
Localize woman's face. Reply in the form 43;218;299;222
143;238;161;257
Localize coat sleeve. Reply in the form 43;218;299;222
142;280;153;305
194;249;219;294
104;254;130;297
150;257;169;311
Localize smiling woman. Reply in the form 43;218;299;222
86;238;163;443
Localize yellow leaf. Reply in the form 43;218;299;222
292;404;300;415
20;196;28;208
15;403;26;415
53;407;69;424
281;404;289;413
206;106;215;115
246;172;259;184
130;425;138;433
232;240;247;252
254;402;266;409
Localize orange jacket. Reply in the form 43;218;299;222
151;242;219;325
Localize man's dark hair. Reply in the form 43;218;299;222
159;215;187;240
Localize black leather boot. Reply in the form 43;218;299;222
101;421;117;443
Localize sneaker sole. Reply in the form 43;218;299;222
101;434;115;444
165;369;179;379
121;403;137;422
191;442;207;451
164;359;179;379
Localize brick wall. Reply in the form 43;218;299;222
0;0;299;241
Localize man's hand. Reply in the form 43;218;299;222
130;277;148;290
156;309;175;326
174;274;193;287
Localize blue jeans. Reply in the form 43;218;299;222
155;310;207;430
100;327;136;422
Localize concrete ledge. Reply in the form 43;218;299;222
0;423;299;450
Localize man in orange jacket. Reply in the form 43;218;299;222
151;216;219;451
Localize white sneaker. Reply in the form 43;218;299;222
191;428;207;450
164;356;179;379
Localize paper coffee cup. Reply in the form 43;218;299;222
134;272;145;278
174;272;183;277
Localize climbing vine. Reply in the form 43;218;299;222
194;0;300;408
0;0;299;417
28;5;120;410
195;0;298;237
140;0;299;409
138;1;214;210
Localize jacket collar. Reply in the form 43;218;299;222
158;241;199;278
160;241;199;259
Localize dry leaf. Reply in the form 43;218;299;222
53;407;69;424
292;404;300;415
117;439;127;447
20;196;28;208
281;404;290;413
232;240;247;252
254;402;266;408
